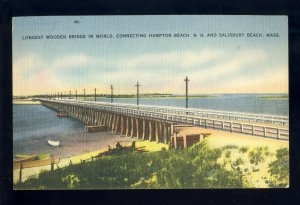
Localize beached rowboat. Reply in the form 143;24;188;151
47;140;60;147
14;154;37;162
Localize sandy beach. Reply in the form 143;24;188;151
13;99;41;104
14;129;136;159
13;129;169;183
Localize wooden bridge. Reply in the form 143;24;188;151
37;98;289;144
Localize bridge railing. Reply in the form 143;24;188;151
40;99;289;140
44;98;289;126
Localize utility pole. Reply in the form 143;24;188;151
60;92;62;99
58;92;60;99
184;76;189;109
94;88;97;102
83;89;86;101
69;91;71;99
75;90;77;100
135;81;140;106
110;85;114;103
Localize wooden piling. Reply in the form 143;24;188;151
19;162;23;183
142;119;146;140
130;117;134;137
156;122;160;143
148;120;153;141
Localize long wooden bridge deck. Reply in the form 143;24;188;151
36;98;289;142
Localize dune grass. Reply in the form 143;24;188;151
14;138;289;189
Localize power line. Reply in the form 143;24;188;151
184;76;189;109
135;81;141;106
110;85;114;103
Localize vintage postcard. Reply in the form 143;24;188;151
12;15;289;189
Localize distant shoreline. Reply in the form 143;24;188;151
13;99;41;105
257;95;288;100
108;95;218;99
13;95;218;103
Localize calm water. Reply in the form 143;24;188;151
13;104;85;142
96;94;289;115
13;94;288;145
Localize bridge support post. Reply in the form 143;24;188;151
100;112;104;125
115;115;120;133
94;111;97;125
99;112;103;125
136;118;140;139
142;119;146;140
159;122;163;142
167;124;172;144
120;116;124;135
107;113;110;130
183;135;187;149
108;113;113;131
125;117;130;137
148;121;153;141
96;111;100;125
123;116;127;136
155;121;159;143
98;111;102;125
104;112;109;126
112;114;117;133
115;114;119;133
82;109;85;123
130;117;134;138
87;109;91;125
91;110;95;125
163;123;167;144
111;114;116;132
173;133;177;149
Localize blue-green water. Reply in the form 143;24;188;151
95;94;289;115
13;105;85;141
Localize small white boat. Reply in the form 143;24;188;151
47;140;60;147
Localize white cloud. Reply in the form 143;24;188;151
13;54;39;74
117;49;222;70
51;54;90;69
190;49;267;82
202;66;288;94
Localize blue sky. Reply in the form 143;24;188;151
13;15;288;95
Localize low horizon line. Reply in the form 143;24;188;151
13;92;289;97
